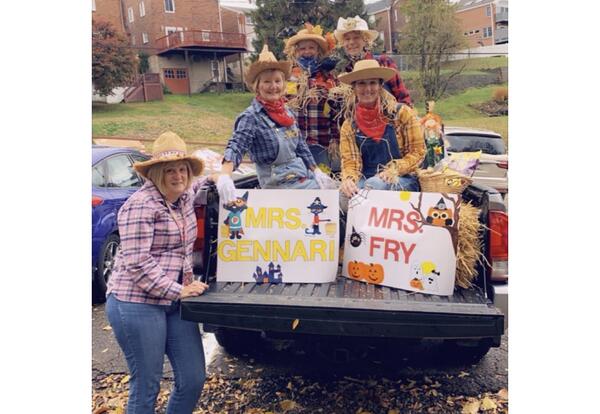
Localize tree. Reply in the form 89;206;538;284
92;19;138;96
250;0;367;59
399;0;467;101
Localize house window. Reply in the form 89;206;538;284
164;69;175;79
176;69;187;79
164;0;175;13
139;1;145;17
166;26;178;35
128;7;134;23
92;0;96;12
483;27;492;38
246;15;253;25
142;32;149;44
486;5;491;16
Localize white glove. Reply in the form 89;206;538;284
313;167;337;190
216;175;237;204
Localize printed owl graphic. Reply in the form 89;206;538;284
425;198;454;227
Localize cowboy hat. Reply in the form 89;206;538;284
334;16;379;43
133;131;204;178
285;23;329;56
338;59;397;84
245;45;292;90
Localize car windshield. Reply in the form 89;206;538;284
445;134;506;155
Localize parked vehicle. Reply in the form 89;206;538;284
444;127;508;197
182;175;508;365
92;145;149;303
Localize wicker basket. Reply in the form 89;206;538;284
417;168;472;193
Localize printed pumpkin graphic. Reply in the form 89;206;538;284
410;278;424;290
364;263;385;284
347;260;365;280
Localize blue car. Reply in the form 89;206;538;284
92;145;149;303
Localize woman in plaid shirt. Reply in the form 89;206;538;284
105;132;229;414
337;60;425;203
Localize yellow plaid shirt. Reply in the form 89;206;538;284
340;105;425;183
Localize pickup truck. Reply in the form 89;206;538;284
182;174;508;364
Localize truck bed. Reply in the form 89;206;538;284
181;275;504;340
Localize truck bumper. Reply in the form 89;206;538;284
492;283;508;331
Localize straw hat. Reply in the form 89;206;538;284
133;131;204;178
285;23;329;55
245;45;292;90
338;59;397;84
334;16;379;43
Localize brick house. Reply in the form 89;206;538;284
455;0;508;48
92;0;127;34
95;0;248;95
365;0;407;53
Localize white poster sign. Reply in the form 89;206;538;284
217;189;340;283
343;189;460;296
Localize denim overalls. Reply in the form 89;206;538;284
255;112;319;189
355;123;420;192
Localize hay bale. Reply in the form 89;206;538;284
456;202;484;289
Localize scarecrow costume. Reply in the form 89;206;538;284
332;15;412;107
222;45;320;190
285;23;342;173
338;60;425;192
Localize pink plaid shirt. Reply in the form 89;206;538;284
106;176;209;305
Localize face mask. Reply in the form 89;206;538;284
297;56;319;76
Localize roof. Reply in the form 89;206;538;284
455;0;494;12
366;0;391;15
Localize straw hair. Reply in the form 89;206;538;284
245;45;292;90
455;203;485;289
338;59;397;84
133;131;204;178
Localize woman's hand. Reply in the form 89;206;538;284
216;174;237;204
340;178;359;198
379;169;399;185
179;280;210;299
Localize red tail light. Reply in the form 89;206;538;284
488;210;508;281
193;205;206;252
498;160;508;169
92;196;104;207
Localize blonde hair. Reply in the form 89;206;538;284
251;68;286;93
146;160;193;196
284;40;325;61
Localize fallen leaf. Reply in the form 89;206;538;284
497;388;508;400
388;410;400;414
101;348;109;353
458;371;470;378
102;325;112;331
120;375;130;384
287;381;293;390
292;319;300;330
461;400;480;414
280;399;297;411
480;396;497;411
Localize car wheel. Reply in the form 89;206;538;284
440;339;493;366
215;328;262;356
93;233;120;304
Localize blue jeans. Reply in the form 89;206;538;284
359;174;420;192
106;294;206;414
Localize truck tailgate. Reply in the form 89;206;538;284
181;277;504;340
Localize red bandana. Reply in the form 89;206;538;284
355;100;388;142
256;96;294;127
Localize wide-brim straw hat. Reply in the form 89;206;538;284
334;16;379;43
245;45;292;90
133;131;204;178
338;59;397;84
285;23;329;55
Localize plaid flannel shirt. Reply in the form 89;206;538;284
294;70;341;147
344;51;412;107
106;176;208;305
340;105;425;183
223;98;316;171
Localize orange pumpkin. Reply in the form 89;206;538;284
410;278;424;290
347;260;364;280
364;263;385;284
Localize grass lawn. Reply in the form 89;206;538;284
93;92;253;150
92;82;508;151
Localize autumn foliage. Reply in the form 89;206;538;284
92;19;137;96
493;86;508;103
